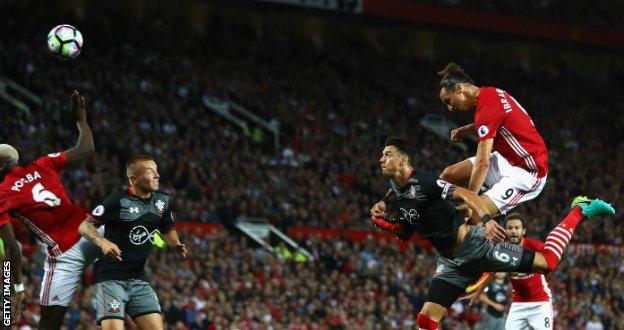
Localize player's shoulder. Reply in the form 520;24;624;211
153;190;173;203
413;170;436;181
478;86;498;98
154;190;171;197
103;190;129;203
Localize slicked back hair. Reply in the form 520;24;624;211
438;62;475;91
384;137;416;167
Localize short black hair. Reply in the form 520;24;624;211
438;62;475;91
125;154;155;178
384;137;416;166
503;212;525;229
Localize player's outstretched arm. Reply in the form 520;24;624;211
0;223;25;322
78;217;122;261
452;187;505;242
162;229;187;259
450;123;475;142
64;90;95;165
468;138;493;193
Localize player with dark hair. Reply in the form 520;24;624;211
474;272;508;330
0;146;27;323
0;91;96;329
371;137;614;329
437;63;548;217
466;213;556;329
504;213;555;329
79;154;187;330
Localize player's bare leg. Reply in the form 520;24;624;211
133;313;164;330
440;159;472;187
101;319;125;330
39;305;68;330
480;194;501;218
419;302;447;324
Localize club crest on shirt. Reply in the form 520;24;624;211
109;299;120;313
155;200;165;213
409;186;416;198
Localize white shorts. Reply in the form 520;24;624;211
469;152;547;214
505;301;554;330
40;228;102;307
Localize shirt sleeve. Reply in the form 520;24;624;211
34;152;68;174
0;213;11;227
90;194;120;225
474;89;507;142
420;173;457;202
160;209;176;233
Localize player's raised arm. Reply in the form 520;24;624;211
370;188;394;217
64;90;95;164
468;138;493;193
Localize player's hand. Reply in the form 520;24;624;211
100;239;122;261
370;201;387;217
13;290;25;322
70;90;86;122
174;243;188;259
371;216;413;241
450;124;472;142
459;291;480;306
484;219;506;243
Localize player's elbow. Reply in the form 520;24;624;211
474;159;490;172
78;220;91;237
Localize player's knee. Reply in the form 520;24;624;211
532;253;553;274
440;165;457;183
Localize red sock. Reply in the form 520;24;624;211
542;207;584;271
417;313;439;330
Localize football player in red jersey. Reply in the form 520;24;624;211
0;145;26;323
438;63;548;218
504;213;554;329
463;213;555;330
0;91;95;329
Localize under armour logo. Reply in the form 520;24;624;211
129;206;140;214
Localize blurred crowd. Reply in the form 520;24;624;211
1;2;622;242
419;0;624;29
1;1;624;328
12;231;624;329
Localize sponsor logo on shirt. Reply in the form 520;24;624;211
129;225;150;245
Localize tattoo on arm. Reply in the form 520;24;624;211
79;217;104;246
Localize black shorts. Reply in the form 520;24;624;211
432;226;535;290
